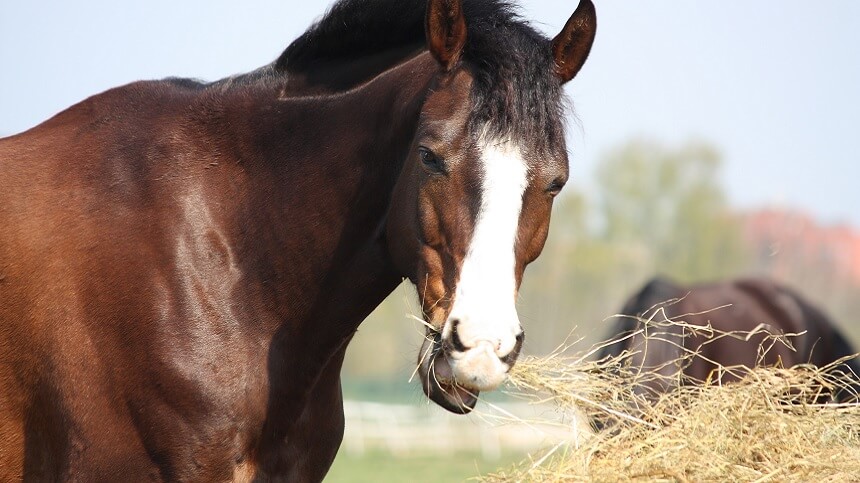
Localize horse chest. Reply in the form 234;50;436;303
125;348;342;482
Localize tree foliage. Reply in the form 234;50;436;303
595;139;749;281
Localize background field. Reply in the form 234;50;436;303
327;451;523;483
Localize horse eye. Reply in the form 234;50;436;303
418;147;446;175
547;178;566;196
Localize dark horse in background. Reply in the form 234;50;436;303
0;0;596;480
599;277;860;398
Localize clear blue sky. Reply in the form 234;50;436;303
2;1;858;226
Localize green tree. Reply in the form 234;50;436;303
595;139;750;281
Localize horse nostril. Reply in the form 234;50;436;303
448;318;468;352
514;331;525;352
500;331;524;366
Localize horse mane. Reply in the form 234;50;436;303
622;276;683;320
277;0;566;148
277;0;430;70
598;276;684;361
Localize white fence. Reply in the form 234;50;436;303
341;400;591;460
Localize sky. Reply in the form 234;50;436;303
2;1;859;226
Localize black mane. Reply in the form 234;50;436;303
277;0;428;70
278;0;567;150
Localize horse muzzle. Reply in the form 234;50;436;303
417;326;524;414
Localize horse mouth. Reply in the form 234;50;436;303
419;331;479;414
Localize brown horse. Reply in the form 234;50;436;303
0;0;596;480
599;277;860;398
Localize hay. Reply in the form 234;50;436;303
480;309;860;482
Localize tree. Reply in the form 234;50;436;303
595;139;750;281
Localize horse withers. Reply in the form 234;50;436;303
0;0;596;480
599;277;860;398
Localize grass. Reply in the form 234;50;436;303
326;451;524;483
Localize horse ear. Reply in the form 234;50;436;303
551;0;596;84
426;0;467;71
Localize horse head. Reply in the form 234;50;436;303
386;0;596;413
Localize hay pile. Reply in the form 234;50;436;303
481;315;860;482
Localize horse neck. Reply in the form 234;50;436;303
233;51;433;320
200;51;436;419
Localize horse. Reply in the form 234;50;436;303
0;0;596;480
598;277;860;398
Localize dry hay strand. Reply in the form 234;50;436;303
480;307;860;482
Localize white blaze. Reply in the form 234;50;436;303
443;136;528;389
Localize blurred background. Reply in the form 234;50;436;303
3;1;859;481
